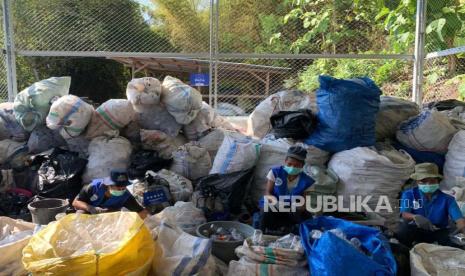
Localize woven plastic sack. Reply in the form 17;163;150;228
441;106;465;130
247;90;313;139
126;77;162;111
376;96;419;141
156;169;193;202
210;132;261;174
140;129;187;159
161;76;203;125
82;135;132;183
136;105;182;137
228;259;309;276
443;130;465;189
14;77;71;131
410;243;465;276
396;110;457;154
198;129;226;161
85;99;135;139
46;95;94;139
0;217;34;276
22;212;154;275
183;102;234;141
170;142;212;180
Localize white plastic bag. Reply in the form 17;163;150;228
410;243;465;276
443;130;465;189
156;169;193;202
136;105;182;137
161;76;203;125
170;142;212;180
126;77;162;110
210;132;261;174
396;110;457;154
140;129;187;159
46;95;94;139
82;135;133;183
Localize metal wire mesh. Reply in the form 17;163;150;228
423;56;465;103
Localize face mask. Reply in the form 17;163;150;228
109;189;126;197
418;184;439;194
284;166;303;176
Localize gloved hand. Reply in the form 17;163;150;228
87;206;108;215
413;215;436;231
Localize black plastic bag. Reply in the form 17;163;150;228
270;109;317;139
128;150;172;179
193;168;254;220
36;148;88;202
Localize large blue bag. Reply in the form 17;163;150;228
305;76;381;153
300;216;397;276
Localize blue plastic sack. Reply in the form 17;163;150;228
305;76;381;153
393;141;445;173
300;216;397;276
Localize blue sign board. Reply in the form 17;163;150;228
190;73;209;86
143;188;169;206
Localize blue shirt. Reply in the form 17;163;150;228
400;187;463;228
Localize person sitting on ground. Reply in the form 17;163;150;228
395;163;465;248
259;145;314;234
72;169;148;219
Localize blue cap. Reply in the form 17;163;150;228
103;169;131;186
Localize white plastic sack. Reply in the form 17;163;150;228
0;139;25;164
441;106;465;130
82;135;133;183
247;90;313;139
126;77;162;110
329;147;415;229
156;169;193;202
210;132;261;174
410;243;465;276
161;76;203;125
183;102;234;141
228;259;309;276
396;110;457;154
152;223;217;276
140;129;187;159
144;201;206;235
302;143;330;166
376;96;419;141
46;95;93;139
198;129;226;161
170;142;212;180
0;217;34;276
442;130;465;189
85;99;135;139
136;105;182;137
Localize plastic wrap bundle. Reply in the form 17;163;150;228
27;126;66;154
443;130;465;189
46;95;94;139
306;76;381;153
183;102;234;141
396;110;457;154
144;201;206;235
126;77;162;111
376;96;419;141
161;76;203;125
0;104;29;142
199;129;226;161
82;135;132;183
136;105;182;137
170;142;212;180
85;99;135;139
22;212;154;275
410;243;465;276
14;77;71;131
156;169;193;202
140;129;187;159
247;90;313;139
329;147;415;229
210;132;261;174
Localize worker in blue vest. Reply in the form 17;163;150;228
396;163;465;248
259;145;314;234
73;169;148;219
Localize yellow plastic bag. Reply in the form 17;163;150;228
22;212;154;275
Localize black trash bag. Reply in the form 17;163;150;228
27;126;67;154
192;168;254;221
426;99;465;111
36;148;88;202
128;150;172;180
270;109;317;139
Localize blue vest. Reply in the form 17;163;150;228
89;180;131;209
271;166;314;197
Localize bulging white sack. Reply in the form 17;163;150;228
126;77;162;110
170;142;212;180
443;130;465;189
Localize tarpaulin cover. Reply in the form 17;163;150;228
305;76;381;153
300;216;397;276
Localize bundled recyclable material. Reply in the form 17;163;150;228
85;99;135;138
140;129;187;159
376;96;420;140
410;243;465;276
126;77;162;110
136;105;182;137
443;130;465;189
170;142;212;180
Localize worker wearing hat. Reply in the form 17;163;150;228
396;163;465;247
72;169;148;219
259;145;314;234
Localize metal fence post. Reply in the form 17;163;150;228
208;0;214;106
2;0;17;101
412;0;427;104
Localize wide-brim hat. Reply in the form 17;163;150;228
410;163;443;181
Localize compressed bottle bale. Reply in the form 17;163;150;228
170;142;212;180
46;95;94;139
85;99;135;139
14;77;71;131
161;76;203;125
443;130;465;189
140;129;187;159
126;77;162;111
136;105;181;137
82;135;132;183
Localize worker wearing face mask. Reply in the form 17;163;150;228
259;146;314;234
396;163;465;248
72;169;148;219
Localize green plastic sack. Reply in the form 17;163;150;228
14;77;71;131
